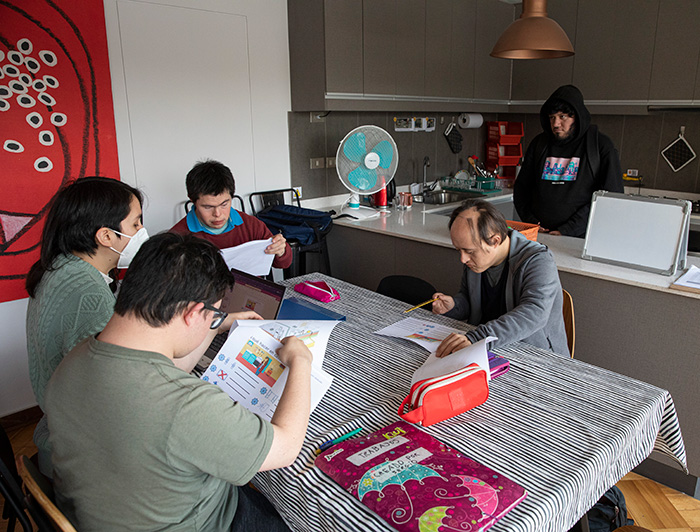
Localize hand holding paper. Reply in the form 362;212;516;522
435;332;472;358
411;336;497;386
220;239;274;276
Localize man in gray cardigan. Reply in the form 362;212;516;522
433;199;569;357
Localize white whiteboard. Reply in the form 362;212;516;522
582;192;691;275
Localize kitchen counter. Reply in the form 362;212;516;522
321;196;700;300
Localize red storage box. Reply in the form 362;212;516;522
486;121;524;145
486;142;522;166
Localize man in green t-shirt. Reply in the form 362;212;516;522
45;233;312;532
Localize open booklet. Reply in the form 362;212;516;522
375;318;506;380
201;320;339;421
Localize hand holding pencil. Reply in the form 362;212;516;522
430;293;455;315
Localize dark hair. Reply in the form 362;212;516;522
448;199;509;247
544;98;575;118
26;177;143;297
114;232;235;327
186;160;236;201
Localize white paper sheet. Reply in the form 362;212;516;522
201;325;333;421
410;336;497;385
220;239;274;276
374;317;465;353
232;319;341;369
672;264;700;288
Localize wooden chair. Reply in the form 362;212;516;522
562;289;575;358
16;455;77;532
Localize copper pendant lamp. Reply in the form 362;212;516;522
490;0;574;59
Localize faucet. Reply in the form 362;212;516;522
422;156;431;194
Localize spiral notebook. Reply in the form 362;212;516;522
315;421;526;531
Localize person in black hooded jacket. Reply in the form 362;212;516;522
513;85;623;238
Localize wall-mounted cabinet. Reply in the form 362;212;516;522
649;0;700;102
289;0;514;112
510;0;700;113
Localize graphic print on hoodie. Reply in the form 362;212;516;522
542;156;580;181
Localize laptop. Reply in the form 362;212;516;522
221;268;286;319
194;269;286;374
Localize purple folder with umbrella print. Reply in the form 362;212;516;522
315;421;526;531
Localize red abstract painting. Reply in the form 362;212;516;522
0;0;120;303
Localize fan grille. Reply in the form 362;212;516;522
336;125;398;195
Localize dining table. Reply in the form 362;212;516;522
253;274;687;532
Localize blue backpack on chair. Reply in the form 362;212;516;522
256;204;333;246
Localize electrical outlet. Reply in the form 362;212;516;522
326;157;336;168
310;157;325;169
293;186;302;199
627;169;639;177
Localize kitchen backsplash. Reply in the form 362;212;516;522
289;110;700;199
511;110;700;195
288;111;496;199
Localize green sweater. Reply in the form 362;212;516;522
26;254;115;473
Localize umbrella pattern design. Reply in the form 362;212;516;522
358;461;445;524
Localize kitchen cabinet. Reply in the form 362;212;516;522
288;0;513;112
324;0;363;95
572;0;657;102
648;1;700;102
473;0;513;101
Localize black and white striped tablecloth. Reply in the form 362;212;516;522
254;274;687;532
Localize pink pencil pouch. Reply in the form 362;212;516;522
294;280;339;303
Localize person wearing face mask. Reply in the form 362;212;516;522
513;85;623;237
431;200;569;358
25;177;147;477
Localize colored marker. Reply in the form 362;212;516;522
314;428;363;455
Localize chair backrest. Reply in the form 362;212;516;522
17;455;77;532
377;276;438;308
562;289;575;358
1;424;51;532
249;188;301;215
183;195;246;215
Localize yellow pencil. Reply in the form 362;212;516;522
403;297;438;313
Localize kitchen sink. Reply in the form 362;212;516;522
419;191;484;204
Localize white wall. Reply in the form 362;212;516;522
0;0;291;417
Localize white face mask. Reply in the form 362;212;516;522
110;227;149;268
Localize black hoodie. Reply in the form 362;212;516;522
513;85;623;237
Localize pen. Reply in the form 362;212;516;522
403;297;438;314
314;428;363;455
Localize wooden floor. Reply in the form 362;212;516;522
2;416;699;531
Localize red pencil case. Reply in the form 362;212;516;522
294;280;340;303
398;363;489;427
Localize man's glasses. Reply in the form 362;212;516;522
201;303;227;330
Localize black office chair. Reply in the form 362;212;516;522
1;425;54;532
376;275;437;311
249;188;332;279
183;194;246;216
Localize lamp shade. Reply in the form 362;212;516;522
490;0;574;59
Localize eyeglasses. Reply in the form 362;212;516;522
201;303;227;330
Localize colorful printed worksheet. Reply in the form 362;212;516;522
374;318;464;353
201;321;336;420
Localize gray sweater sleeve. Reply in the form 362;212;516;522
464;252;560;348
